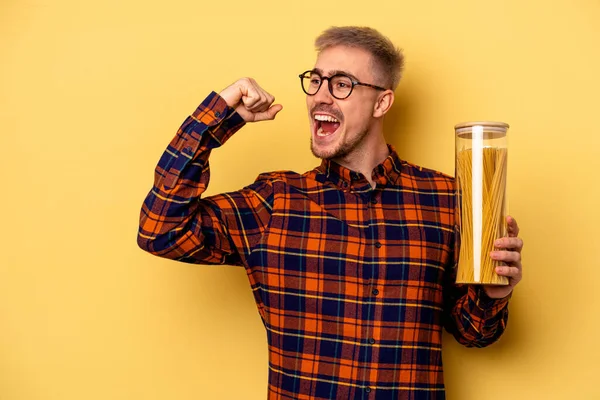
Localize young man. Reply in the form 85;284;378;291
138;26;523;399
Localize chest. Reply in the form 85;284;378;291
247;187;453;292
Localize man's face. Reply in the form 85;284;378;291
306;45;381;160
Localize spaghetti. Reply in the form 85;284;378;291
455;123;509;285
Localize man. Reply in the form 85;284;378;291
138;26;523;399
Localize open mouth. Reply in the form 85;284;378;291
313;114;341;137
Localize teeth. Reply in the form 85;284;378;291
314;114;339;123
317;127;328;137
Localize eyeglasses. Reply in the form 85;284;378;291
299;70;387;100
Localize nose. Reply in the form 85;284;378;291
312;79;334;104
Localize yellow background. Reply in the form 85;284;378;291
1;0;599;399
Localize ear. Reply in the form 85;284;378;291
372;90;395;118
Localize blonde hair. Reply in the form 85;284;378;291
315;26;405;90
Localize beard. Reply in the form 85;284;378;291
310;128;369;160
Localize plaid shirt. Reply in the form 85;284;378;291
138;92;510;400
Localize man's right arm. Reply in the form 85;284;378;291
137;80;282;265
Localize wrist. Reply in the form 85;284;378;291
219;85;241;109
479;286;512;304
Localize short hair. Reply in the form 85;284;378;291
315;26;405;90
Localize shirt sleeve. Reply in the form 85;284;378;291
442;229;511;348
137;92;274;266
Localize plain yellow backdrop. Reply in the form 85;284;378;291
1;0;599;399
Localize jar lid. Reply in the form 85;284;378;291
455;121;509;129
454;121;509;138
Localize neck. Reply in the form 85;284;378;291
333;130;389;188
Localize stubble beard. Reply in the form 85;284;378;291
310;128;369;160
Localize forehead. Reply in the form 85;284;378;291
313;45;374;80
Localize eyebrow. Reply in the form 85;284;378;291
312;68;360;82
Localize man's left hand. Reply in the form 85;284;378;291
483;215;524;299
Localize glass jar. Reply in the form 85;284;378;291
455;121;509;285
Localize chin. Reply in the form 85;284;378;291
310;140;344;160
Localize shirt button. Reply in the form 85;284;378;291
185;146;193;153
374;242;382;248
368;338;375;344
215;111;221;118
365;387;372;393
372;289;379;296
370;198;377;205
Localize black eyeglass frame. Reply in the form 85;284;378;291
298;70;387;99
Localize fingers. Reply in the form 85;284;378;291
494;215;523;249
489;218;524;289
490;250;521;264
254;104;283;121
507;215;520;237
224;77;282;123
494;237;523;251
240;78;276;113
239;79;261;109
495;265;521;280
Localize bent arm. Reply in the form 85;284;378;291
137;92;272;265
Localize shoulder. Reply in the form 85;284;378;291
399;160;455;192
255;170;303;182
254;168;322;188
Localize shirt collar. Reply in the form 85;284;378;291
315;145;403;191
